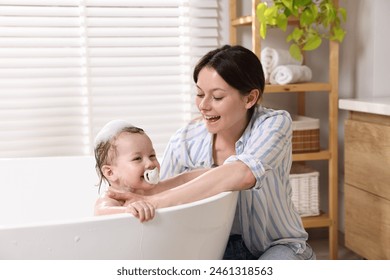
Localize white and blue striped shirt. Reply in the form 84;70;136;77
160;105;308;255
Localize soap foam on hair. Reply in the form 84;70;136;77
94;120;133;147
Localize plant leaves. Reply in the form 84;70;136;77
339;7;347;22
303;34;322;51
255;0;347;50
295;0;312;6
276;13;288;31
291;27;304;43
300;7;316;26
256;3;267;23
283;6;292;18
310;3;319;20
331;26;346;42
260;22;267;39
289;44;303;61
264;6;279;26
323;3;337;27
281;0;294;13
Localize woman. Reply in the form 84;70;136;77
109;45;315;260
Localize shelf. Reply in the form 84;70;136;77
302;213;333;228
230;0;339;259
231;15;253;26
231;15;299;27
264;83;331;93
292;150;331;161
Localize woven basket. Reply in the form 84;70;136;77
289;163;320;217
292;115;320;153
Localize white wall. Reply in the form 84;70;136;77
221;0;390;233
372;1;390;97
339;0;390;100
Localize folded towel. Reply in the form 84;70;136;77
261;47;302;75
263;65;270;84
269;65;312;85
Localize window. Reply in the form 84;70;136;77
0;0;220;158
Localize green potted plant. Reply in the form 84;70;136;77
256;0;347;61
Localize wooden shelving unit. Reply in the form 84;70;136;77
230;0;339;259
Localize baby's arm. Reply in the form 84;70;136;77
125;200;155;222
94;193;155;222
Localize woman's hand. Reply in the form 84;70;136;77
125;201;155;222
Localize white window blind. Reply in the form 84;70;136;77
0;0;219;158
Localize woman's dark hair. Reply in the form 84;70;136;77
193;45;265;115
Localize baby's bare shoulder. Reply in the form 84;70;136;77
96;191;124;207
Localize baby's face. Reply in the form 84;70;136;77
111;132;160;191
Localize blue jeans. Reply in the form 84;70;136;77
223;235;316;260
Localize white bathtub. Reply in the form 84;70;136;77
0;156;238;260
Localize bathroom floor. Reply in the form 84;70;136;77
307;229;363;260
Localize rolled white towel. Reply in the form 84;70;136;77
263;65;270;84
261;47;302;75
269;65;312;85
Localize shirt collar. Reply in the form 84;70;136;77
235;105;261;151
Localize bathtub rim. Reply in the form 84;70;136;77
0;191;238;230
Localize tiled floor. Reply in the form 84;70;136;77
307;229;363;260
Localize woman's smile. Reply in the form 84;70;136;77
203;114;221;122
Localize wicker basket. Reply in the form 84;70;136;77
289;163;320;217
292;115;320;153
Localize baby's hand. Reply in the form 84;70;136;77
125;201;155;222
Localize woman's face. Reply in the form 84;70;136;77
195;67;251;135
109;132;160;192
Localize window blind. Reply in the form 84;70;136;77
0;0;219;158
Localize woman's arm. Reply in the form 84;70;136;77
107;168;210;200
108;161;255;209
150;161;255;208
148;168;210;195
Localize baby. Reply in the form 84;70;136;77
93;120;160;222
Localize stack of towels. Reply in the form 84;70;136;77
261;47;312;85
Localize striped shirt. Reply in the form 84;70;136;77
160;105;308;256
